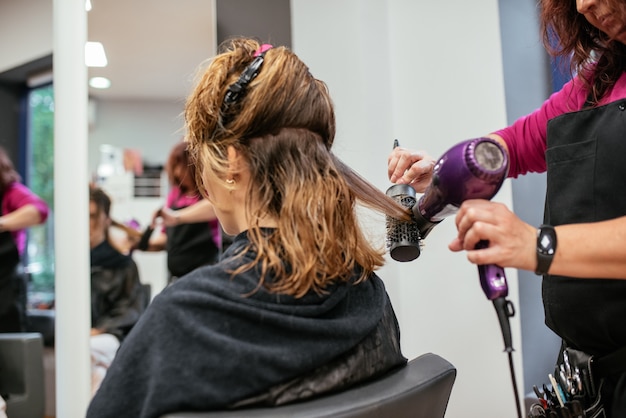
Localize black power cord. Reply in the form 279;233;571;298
493;297;523;418
508;349;523;418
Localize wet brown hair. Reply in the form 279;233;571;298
184;37;410;297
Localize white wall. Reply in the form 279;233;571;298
292;1;522;417
0;0;53;73
88;98;184;176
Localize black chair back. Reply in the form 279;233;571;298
162;352;456;418
0;332;45;418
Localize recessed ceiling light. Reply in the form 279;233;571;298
89;77;111;89
85;42;108;67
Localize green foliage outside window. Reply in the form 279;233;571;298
27;84;55;305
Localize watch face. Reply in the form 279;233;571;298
538;227;557;255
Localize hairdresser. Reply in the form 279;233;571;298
138;141;221;282
389;0;626;415
89;186;145;396
0;146;49;333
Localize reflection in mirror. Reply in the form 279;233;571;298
87;0;291;296
88;0;218;297
87;0;216;175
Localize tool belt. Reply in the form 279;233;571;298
527;344;626;418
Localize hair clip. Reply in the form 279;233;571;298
254;44;273;57
223;45;273;106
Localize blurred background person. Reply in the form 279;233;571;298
0;146;49;333
137;141;222;282
89;185;146;396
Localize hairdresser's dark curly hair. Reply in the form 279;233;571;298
0;147;21;195
541;0;626;105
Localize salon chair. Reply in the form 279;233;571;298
25;286;152;418
162;352;456;418
0;333;45;418
27;309;56;347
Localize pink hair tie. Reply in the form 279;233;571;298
254;44;273;57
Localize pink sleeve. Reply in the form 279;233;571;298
3;183;49;256
494;77;587;178
4;182;49;222
165;188;176;208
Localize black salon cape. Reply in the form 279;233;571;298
90;240;145;341
87;231;396;418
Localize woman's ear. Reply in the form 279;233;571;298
226;145;241;179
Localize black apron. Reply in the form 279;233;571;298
0;194;23;331
165;199;220;279
543;97;626;416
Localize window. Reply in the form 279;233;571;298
25;83;55;308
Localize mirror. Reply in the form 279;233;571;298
87;0;217;295
87;0;216;175
87;0;291;175
87;0;291;295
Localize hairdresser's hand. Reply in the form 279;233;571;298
449;199;536;272
387;147;436;192
149;208;163;229
158;207;181;227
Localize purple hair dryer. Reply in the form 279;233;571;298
387;136;508;263
386;137;515;350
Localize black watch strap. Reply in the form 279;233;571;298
535;224;557;275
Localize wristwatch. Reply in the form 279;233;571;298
535;224;557;275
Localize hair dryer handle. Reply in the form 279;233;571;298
475;240;514;352
475;240;508;300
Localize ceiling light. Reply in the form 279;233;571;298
85;0;92;11
85;42;108;67
89;77;111;89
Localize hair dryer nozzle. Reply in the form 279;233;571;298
417;137;509;222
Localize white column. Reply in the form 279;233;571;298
53;0;92;417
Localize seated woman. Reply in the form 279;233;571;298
89;186;146;396
87;38;411;418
